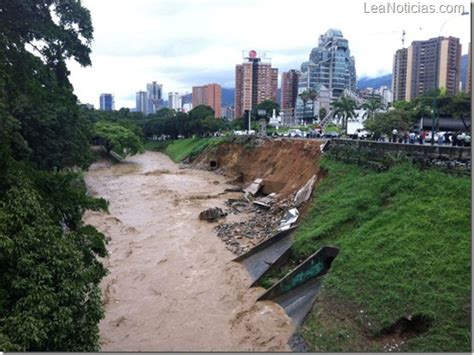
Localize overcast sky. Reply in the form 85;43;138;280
68;0;471;109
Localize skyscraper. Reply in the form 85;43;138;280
146;81;163;114
281;70;299;110
99;93;114;111
392;48;408;101
168;92;182;110
466;43;471;93
393;36;462;102
295;29;356;120
192;83;222;117
136;91;147;114
234;50;278;119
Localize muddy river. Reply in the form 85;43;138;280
83;151;293;351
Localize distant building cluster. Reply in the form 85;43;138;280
96;27;469;124
392;36;466;101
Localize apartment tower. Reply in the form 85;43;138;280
281;70;299;110
235;50;278;119
393;36;462;101
192;83;222;117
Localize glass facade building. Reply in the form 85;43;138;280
295;29;356;121
99;93;114;111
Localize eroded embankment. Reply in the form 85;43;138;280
194;138;324;197
83;152;295;351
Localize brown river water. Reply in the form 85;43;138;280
83;151;294;351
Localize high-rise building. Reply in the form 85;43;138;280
466;43;471;93
146;81;163;114
235;50;278;119
192;83;222;117
295;29;356;120
393;36;462;101
168;92;181;110
281;70;299;110
99;93;114;111
221;106;235;120
136;91;147;114
392;48;408;101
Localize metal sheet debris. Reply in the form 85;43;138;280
278;208;299;231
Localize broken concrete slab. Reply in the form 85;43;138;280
253;193;277;210
233;226;297;286
279;208;299;231
257;246;339;328
244;178;264;196
199;207;227;222
294;175;317;207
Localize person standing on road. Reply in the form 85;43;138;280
438;133;444;145
419;130;425;144
464;133;471;147
409;131;416;144
392;128;398;143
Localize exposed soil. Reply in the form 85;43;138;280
83;152;294;351
193;138;324;197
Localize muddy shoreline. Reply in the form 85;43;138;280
83;151;294;351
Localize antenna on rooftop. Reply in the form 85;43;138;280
401;30;406;47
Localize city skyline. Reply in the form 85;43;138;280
69;0;470;109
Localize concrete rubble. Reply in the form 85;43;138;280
244;178;263;196
199;207;227;222
294;175;317;207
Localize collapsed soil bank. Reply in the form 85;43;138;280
83;152;294;351
193;138;324;199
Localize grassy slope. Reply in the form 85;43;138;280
294;158;470;352
144;137;224;162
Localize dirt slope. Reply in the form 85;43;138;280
194;138;324;199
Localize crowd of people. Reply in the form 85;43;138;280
372;129;472;147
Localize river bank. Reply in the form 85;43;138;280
83;151;294;351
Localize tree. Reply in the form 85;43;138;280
189;105;214;121
332;95;358;135
93;121;143;158
252;100;280;121
364;109;415;136
361;99;382;119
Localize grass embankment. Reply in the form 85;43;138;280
292;158;470;352
143;137;225;162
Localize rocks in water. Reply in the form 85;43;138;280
199;207;227;222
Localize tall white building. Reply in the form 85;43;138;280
168;92;181;111
136;91;147;114
146;81;163;114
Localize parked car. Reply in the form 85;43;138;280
288;129;304;138
322;131;339;139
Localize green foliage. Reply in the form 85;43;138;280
93;121;143;158
252;100;280;121
0;163;108;351
0;1;110;350
364;109;416;136
163;137;225;162
294;158;471;352
332;95;358;134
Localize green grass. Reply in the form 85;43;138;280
161;137;225;162
294;158;471;352
142;140;170;152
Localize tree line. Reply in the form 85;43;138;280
0;1;108;350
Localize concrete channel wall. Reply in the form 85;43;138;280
326;139;471;173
